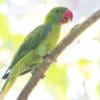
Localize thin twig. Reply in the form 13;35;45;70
17;9;100;100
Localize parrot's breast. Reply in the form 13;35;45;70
37;24;61;56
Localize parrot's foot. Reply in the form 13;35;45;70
31;67;45;79
31;67;38;76
40;74;45;79
43;53;50;59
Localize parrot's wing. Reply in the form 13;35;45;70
3;24;51;79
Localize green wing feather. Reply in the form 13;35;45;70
3;23;51;78
0;23;52;98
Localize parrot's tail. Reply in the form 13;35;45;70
0;77;16;100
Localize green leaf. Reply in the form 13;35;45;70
0;0;4;3
0;13;11;40
45;63;69;100
96;82;100;97
46;63;68;91
11;34;25;49
78;58;92;67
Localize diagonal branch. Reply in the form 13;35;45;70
17;9;100;100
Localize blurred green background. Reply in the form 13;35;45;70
0;0;100;100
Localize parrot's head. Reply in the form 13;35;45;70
45;7;73;24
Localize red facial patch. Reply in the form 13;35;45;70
61;9;73;24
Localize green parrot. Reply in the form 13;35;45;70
0;6;73;98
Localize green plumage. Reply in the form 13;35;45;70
0;7;72;99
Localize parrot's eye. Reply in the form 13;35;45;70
56;9;60;14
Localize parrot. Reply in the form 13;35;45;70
0;6;73;99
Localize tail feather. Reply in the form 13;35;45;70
0;77;16;99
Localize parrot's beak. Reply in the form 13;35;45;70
68;18;72;22
61;9;73;24
64;16;72;22
64;9;73;21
